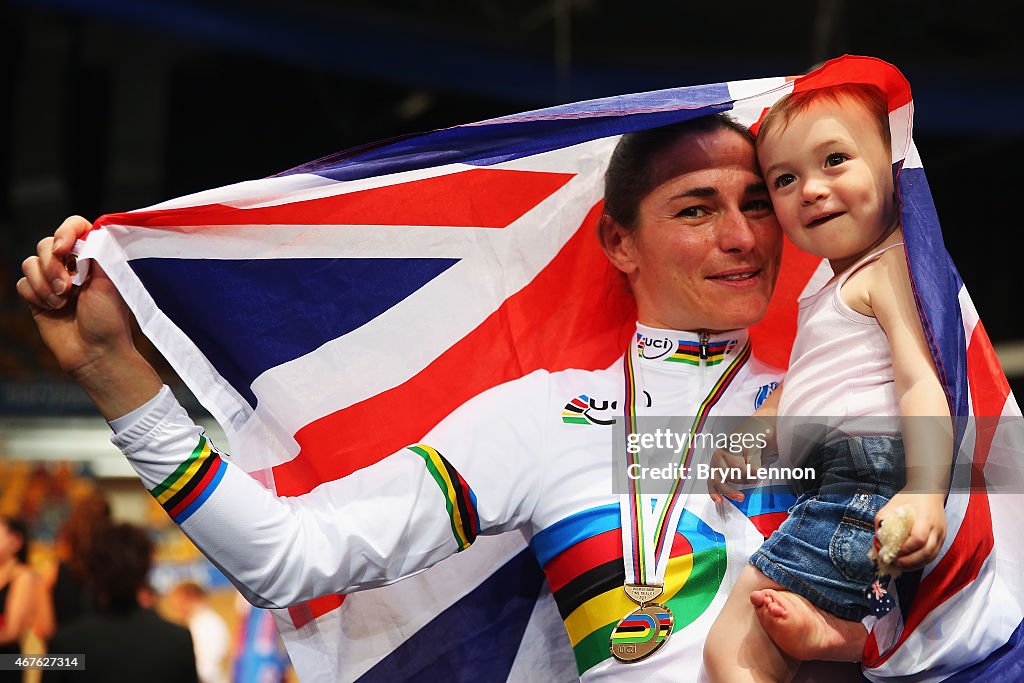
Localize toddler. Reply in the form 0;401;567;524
702;84;953;682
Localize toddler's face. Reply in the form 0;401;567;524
757;98;897;274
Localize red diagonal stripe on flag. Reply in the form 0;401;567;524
749;55;913;137
864;321;1005;666
748;512;787;539
91;168;574;230
272;203;636;497
790;55;912;112
749;239;820;370
287;594;346;629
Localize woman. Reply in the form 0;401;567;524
18;115;866;679
0;517;35;681
42;492;111;631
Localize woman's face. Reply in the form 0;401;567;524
612;128;782;332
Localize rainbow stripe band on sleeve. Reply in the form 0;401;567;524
149;434;228;524
408;444;480;551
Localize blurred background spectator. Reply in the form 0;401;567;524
0;517;34;683
43;492;110;630
43;522;198;683
0;459;291;683
166;581;231;683
232;600;291;683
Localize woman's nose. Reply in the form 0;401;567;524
718;208;757;253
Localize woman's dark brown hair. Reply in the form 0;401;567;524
86;523;153;612
603;113;755;230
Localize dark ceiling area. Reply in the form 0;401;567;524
1;0;1023;402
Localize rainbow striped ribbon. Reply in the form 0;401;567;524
620;338;751;587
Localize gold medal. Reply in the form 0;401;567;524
609;602;674;662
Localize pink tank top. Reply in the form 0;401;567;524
776;243;904;465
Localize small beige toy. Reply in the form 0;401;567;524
869;504;916;578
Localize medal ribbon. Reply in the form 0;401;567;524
620;337;751;587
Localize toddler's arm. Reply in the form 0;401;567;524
708;387;781;505
866;244;953;571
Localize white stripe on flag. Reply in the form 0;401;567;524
888;103;914;165
241;147;612;465
726;77;791;128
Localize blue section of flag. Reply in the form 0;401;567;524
899;165;968;419
130;257;458;409
281;85;733;182
357;549;546;683
944;616;1024;682
483;83;734;123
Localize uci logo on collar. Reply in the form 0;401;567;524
637;334;675;361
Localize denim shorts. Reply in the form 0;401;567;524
749;436;905;621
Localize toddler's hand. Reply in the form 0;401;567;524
876;492;946;571
707;412;775;505
707;434;768;505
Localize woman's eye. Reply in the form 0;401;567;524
825;153;848;167
773;174;795;189
744;199;773;214
676;206;709;219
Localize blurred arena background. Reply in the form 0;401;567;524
0;1;1021;681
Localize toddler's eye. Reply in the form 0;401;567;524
825;153;848;167
773;174;795;189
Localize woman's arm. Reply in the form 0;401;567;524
112;388;489;608
20;215;543;608
17;218;469;607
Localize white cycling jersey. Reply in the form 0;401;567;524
112;324;791;681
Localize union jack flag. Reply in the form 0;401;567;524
73;55;1023;681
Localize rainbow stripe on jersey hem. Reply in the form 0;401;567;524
532;505;727;675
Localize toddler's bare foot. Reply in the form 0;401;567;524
749;588;866;662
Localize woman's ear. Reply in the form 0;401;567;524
597;213;639;275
